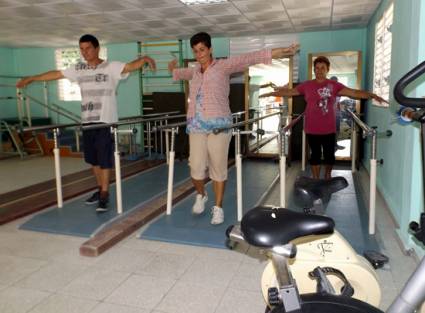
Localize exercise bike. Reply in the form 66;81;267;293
228;206;383;312
260;176;381;307
226;60;425;312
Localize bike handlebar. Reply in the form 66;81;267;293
394;60;425;108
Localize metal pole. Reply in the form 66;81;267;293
256;111;260;150
369;130;377;234
351;123;357;173
302;130;306;171
16;89;23;126
113;127;123;214
235;129;243;221
160;120;164;156
147;121;152;158
53;129;63;208
166;128;177;215
43;81;49;118
154;120;158;155
129;125;133;156
25;96;31;127
165;129;170;164
280;130;286;207
75;130;80;152
387;257;425;313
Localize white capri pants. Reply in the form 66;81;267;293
189;132;232;182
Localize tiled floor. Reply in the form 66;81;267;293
0;156;421;313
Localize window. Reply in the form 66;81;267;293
373;3;393;107
55;47;107;101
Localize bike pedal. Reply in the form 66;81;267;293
267;287;280;306
363;250;389;269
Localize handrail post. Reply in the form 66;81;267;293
43;81;49;118
369;129;378;234
75;130;80;152
16;88;24;126
165;128;170;164
147;121;152;158
235;129;243;221
256;111;260;149
159;119;164;156
351;120;357;172
279;129;287;207
113;126;123;214
154;120;158;156
25;96;31;127
166;127;177;215
53;128;63;208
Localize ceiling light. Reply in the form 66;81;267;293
179;0;228;5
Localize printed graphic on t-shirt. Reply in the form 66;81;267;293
77;74;109;84
81;102;102;112
62;61;128;124
317;84;334;115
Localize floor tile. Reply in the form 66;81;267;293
156;281;225;313
0;286;50;313
105;274;175;309
60;267;130;300
28;294;98;313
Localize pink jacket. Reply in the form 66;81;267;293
173;49;272;118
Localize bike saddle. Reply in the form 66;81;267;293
293;176;348;209
240;205;335;248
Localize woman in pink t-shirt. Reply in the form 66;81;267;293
261;56;387;180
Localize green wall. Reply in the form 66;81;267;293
365;0;425;256
0;47;18;119
12;42;140;124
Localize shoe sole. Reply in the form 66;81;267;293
210;220;224;225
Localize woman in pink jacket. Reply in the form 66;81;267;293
169;32;298;225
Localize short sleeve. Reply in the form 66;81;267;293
296;81;307;95
333;81;346;94
62;66;78;82
108;61;129;80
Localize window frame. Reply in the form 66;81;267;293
372;2;393;107
55;47;107;101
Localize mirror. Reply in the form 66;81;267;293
308;51;362;161
245;56;294;156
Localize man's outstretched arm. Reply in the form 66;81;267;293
122;56;156;74
16;70;64;88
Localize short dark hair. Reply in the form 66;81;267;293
190;32;211;48
313;56;330;69
79;34;99;48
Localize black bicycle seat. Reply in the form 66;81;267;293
240;205;335;248
293;176;348;208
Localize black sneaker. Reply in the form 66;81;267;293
96;197;109;213
85;191;100;205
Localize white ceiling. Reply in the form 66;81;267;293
0;0;382;48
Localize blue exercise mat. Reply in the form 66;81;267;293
19;161;190;237
140;160;279;249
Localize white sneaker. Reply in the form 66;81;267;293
211;206;224;225
192;193;208;214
